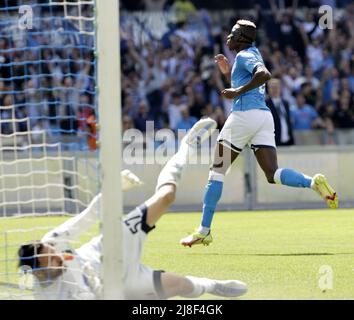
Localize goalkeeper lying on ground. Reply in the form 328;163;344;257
18;118;247;300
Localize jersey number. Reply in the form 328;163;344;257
259;84;265;95
124;215;141;234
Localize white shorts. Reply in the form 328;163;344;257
122;205;165;300
218;109;276;152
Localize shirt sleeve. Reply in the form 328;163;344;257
238;52;264;74
41;170;138;248
41;193;101;247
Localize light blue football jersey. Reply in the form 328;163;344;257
231;46;269;112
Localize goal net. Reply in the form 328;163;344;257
0;0;122;299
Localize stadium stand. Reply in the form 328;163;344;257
120;0;354;146
1;1;353;148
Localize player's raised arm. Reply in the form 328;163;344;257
215;54;231;85
42;170;143;246
41;193;102;246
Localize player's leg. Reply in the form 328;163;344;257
254;147;338;208
251;110;338;209
123;119;219;299
181;143;239;246
180;112;244;247
125;263;247;299
143;118;217;227
254;147;311;185
201;142;239;230
144;184;176;227
123;117;217;237
160;272;247;299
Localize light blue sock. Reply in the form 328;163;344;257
201;177;224;229
275;168;312;188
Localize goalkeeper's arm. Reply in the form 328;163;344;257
41;170;143;247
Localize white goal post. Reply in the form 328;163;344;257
96;0;123;299
0;0;124;300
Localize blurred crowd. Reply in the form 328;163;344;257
0;2;97;150
121;0;354;145
0;0;354;150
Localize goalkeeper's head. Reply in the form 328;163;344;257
18;242;64;284
227;19;257;51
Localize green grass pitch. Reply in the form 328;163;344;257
1;209;354;299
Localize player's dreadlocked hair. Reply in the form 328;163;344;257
235;19;257;44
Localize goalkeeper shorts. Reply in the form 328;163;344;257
122;204;166;300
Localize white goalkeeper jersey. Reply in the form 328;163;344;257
35;194;104;300
32;170;159;300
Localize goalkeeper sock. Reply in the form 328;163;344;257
156;140;192;191
199;171;224;232
274;168;312;188
183;276;216;298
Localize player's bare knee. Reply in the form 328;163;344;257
159;185;176;206
163;190;176;206
171;277;194;297
178;278;194;295
161;273;193;298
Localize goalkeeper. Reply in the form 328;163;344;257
18;118;247;300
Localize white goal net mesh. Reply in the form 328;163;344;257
0;0;101;299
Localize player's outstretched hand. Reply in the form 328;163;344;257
221;88;240;99
121;169;144;191
214;54;230;75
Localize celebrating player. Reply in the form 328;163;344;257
180;20;338;248
18;118;247;300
